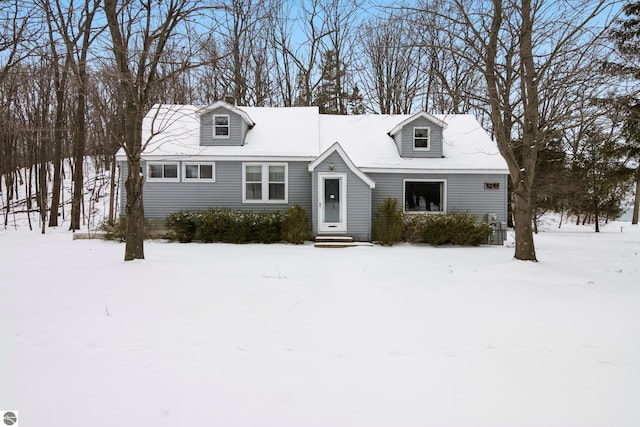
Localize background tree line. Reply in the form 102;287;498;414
1;0;638;261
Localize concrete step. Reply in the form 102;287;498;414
314;235;372;248
314;235;353;243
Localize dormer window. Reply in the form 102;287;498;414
213;114;230;138
413;127;430;150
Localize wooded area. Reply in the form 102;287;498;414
1;0;638;261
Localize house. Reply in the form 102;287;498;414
116;101;509;241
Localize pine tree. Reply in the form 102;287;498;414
604;1;640;224
314;50;348;114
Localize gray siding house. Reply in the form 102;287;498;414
116;101;509;241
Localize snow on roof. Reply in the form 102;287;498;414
127;104;507;173
318;114;508;172
137;104;320;159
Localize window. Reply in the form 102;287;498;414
413;127;430;150
404;180;445;212
183;163;215;182
243;163;288;203
147;162;179;182
213;114;230;138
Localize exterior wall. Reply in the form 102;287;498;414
311;151;372;241
120;160;312;218
368;172;508;224
398;116;444;158
199;107;249;146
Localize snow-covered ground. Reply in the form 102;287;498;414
1;220;639;426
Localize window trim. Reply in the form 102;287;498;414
182;162;216;182
413;126;431;151
242;162;288;204
403;179;446;213
213;114;230;139
146;162;180;182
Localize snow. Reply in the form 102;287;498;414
319;113;508;172
129;104;508;173
1;220;639;426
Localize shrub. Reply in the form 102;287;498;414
282;205;311;244
99;215;155;242
197;209;235;242
165;210;198;242
196;209;283;243
402;213;429;243
403;212;494;246
99;216;128;242
372;198;403;245
252;211;282;243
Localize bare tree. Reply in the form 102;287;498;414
103;0;203;260
443;0;614;261
358;15;422;113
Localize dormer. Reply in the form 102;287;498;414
388;112;447;158
198;101;255;146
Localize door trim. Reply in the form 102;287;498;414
318;172;347;233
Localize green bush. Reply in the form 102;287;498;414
197;209;235;242
99;216;128;242
282;205;311;244
194;209;282;244
372;198;404;245
402;213;429;243
403;212;494;246
99;215;155;242
165;210;198;242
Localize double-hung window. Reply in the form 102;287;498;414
213;114;230;138
404;180;445;212
183;163;215;182
413;127;430;150
147;162;179;182
243;163;288;203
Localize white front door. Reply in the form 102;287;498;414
318;173;347;233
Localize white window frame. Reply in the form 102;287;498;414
403;179;446;213
213;114;230;139
182;162;216;182
413;126;430;151
242;162;288;204
146;162;180;182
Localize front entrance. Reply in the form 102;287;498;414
318;173;347;233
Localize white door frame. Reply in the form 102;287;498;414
318;172;347;233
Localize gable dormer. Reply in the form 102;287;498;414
198;101;255;146
388;112;447;158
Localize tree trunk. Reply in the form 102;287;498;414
69;92;86;231
124;156;145;260
108;153;117;226
632;172;639;225
513;188;537;261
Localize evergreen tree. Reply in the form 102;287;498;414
314;50;348;114
571;129;633;231
604;1;640;224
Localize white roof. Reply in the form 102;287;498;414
134;104;320;160
318;114;508;173
122;104;507;173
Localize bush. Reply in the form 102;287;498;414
372;198;403;245
99;215;156;242
246;211;282;243
197;209;235;243
99;216;128;242
282;205;311;244
412;213;493;246
195;209;283;244
165;210;198;242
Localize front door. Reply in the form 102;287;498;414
319;173;347;233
